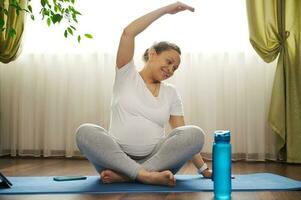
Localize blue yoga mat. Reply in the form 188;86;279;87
0;173;301;195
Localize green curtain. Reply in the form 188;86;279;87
246;0;301;163
0;0;26;63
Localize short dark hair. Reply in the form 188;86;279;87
143;41;181;62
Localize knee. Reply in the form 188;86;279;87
75;123;94;146
187;125;205;151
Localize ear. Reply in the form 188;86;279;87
148;48;157;61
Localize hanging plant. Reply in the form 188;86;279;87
0;0;93;43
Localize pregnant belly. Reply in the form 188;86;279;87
111;117;164;156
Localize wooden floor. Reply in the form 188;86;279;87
0;157;301;200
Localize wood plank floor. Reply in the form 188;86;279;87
0;157;301;200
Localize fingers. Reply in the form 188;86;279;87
166;1;195;14
177;2;195;12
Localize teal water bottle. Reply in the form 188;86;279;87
212;130;232;200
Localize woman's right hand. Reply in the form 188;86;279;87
164;2;195;15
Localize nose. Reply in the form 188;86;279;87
167;65;173;73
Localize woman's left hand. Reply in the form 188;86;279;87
202;170;236;179
201;168;212;179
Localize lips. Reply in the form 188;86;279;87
161;69;169;79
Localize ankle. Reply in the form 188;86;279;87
137;168;152;182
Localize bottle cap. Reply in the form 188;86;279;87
214;130;231;142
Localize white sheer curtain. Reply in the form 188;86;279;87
0;0;278;160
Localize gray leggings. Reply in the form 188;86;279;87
76;123;205;180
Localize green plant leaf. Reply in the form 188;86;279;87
45;9;51;16
46;2;52;9
72;8;81;15
8;28;16;37
22;8;30;13
51;14;63;24
67;27;73;35
77;35;81;43
3;9;8;15
47;18;51;26
28;5;33;13
64;30;68;38
0;18;4;30
31;15;35;20
41;0;46;7
84;34;93;39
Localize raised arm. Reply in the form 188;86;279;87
116;2;194;69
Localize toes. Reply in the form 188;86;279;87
165;170;174;179
102;177;111;184
100;170;111;183
103;180;111;184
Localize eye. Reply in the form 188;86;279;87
166;59;172;65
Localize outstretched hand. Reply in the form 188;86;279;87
201;169;212;179
164;1;195;14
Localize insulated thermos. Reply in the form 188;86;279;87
212;130;232;200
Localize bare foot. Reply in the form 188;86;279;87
140;170;176;187
100;169;131;184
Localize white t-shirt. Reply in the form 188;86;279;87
108;60;184;156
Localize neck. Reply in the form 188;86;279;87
139;66;159;84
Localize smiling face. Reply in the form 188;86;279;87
147;49;181;81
